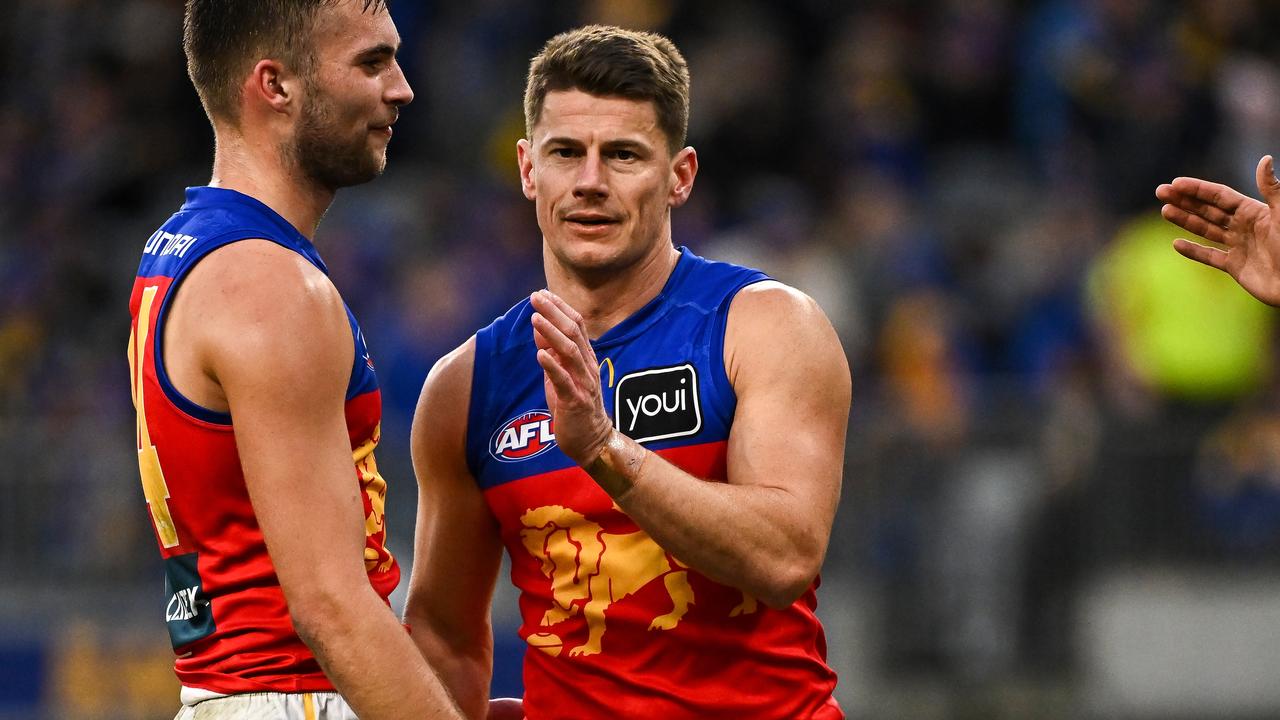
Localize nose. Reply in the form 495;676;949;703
573;150;609;200
386;60;414;107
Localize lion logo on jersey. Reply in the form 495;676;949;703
518;504;757;657
353;424;394;574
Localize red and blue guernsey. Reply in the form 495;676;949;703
467;247;843;719
126;187;395;698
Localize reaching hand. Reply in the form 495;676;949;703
1157;154;1280;306
530;290;614;468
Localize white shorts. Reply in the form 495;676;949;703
174;692;356;720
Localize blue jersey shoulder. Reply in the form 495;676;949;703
136;187;375;421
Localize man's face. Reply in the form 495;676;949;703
290;0;413;189
518;89;695;277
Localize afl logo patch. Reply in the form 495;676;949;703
491;410;557;462
614;364;702;444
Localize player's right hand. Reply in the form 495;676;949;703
530;289;614;468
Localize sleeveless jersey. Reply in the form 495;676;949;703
467;248;843;719
126;187;397;695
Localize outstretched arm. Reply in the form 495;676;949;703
531;284;850;609
1157;154;1280;306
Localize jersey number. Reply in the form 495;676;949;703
128;285;180;548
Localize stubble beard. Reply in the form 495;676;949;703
547;225;667;290
289;85;386;191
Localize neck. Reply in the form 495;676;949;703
208;130;334;239
545;242;681;339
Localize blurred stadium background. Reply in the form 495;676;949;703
3;0;1280;717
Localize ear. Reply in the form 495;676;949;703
246;59;296;114
517;138;537;201
668;147;698;209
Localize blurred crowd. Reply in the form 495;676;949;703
4;0;1280;713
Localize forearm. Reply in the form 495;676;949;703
589;432;823;608
404;612;493;720
295;587;462;720
531;287;843;608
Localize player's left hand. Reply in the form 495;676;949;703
530;289;614;467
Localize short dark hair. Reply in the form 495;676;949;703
524;25;691;154
182;0;390;124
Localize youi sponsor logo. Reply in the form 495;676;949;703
614;364;702;444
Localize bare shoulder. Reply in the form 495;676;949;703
725;280;849;391
728;280;831;328
185;239;342;320
177;239;350;379
419;336;476;413
412;336;476;463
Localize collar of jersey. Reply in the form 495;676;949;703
181;186;329;275
590;245;694;350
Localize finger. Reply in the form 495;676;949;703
532;312;591;373
533;321;580;382
531;292;595;365
1173;238;1231;272
532;324;562;370
532;314;572;356
532;319;556;352
1159;192;1234;231
1256;155;1280;209
1154;183;1183;205
1155;182;1191;204
539;291;599;363
530;291;579;334
536;347;578;398
1161;204;1230;244
533;328;567;371
541;290;588;328
1169;176;1247;213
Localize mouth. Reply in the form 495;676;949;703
370;113;398;138
563;213;620;231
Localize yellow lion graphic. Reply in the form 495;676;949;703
519;504;757;657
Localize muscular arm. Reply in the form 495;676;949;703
178;241;461;719
1157;154;1280;306
403;338;505;720
531;283;850;608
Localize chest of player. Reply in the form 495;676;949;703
472;314;737;494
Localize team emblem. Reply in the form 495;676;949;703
519;504;757;657
490;410;557;462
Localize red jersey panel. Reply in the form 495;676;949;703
127;187;398;694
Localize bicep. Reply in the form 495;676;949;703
724;284;851;524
